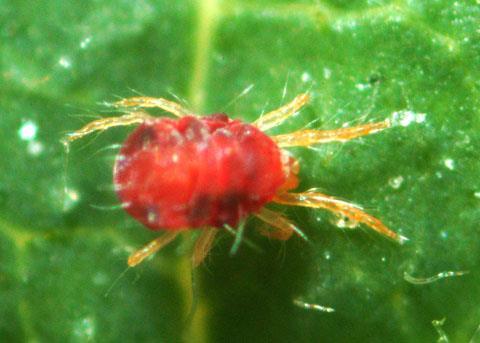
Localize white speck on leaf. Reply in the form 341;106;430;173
390;110;427;127
323;68;332;79
301;72;312;82
80;36;92;49
63;187;80;211
355;83;369;91
18;121;38;141
27;141;43;156
59;56;72;68
388;175;404;189
73;317;95;340
443;158;455;170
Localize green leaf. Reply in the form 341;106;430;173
1;0;479;342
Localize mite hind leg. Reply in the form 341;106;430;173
254;207;308;241
273;191;407;244
254;93;310;131
192;228;218;267
114;96;194;117
128;231;180;267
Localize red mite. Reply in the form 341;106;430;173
66;94;406;267
115;114;287;229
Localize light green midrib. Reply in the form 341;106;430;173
188;0;221;113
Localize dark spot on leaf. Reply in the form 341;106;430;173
368;72;383;85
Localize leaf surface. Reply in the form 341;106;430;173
1;0;479;342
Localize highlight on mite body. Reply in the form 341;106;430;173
65;93;407;268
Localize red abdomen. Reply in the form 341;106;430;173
114;114;286;230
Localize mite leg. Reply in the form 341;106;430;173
273;191;407;244
254;93;310;131
114;97;194;117
271;120;391;148
63;111;152;144
192;228;218;268
128;231;180;267
229;222;246;255
254;207;308;241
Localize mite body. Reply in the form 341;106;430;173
114;114;288;229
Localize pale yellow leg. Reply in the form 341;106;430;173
114;97;194;117
63;111;152;144
271;120;390;148
254;207;308;241
273;191;407;244
128;231;180;267
254;93;310;131
192;228;218;268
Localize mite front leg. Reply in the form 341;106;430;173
114;96;194;117
273;191;407;244
271;119;391;148
64;112;152;144
254;93;310;131
128;231;180;267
